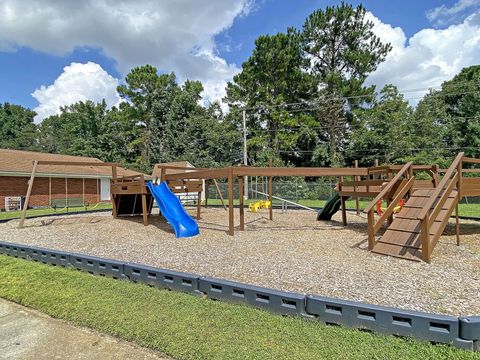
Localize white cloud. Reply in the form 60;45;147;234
366;11;480;104
32;62;121;122
426;0;480;26
0;0;251;111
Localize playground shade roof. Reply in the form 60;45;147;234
0;149;142;178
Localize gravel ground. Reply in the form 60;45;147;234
1;207;479;317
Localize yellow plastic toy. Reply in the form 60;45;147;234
261;200;271;209
249;200;271;212
249;201;262;212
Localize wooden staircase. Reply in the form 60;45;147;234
371;188;458;261
365;153;469;263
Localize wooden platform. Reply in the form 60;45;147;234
372;188;458;261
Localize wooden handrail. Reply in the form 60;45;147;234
365;162;413;213
428;172;459;227
367;165;390;174
417;152;464;220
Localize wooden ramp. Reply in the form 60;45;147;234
372;188;458;261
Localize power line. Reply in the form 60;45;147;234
238;81;480;112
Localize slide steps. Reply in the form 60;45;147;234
372;188;458;261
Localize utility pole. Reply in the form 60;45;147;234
243;109;248;199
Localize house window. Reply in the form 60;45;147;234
100;178;111;200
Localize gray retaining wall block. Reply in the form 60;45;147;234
306;295;473;350
28;246;70;267
124;263;202;295
68;254;126;279
460;317;480;351
0;241;30;259
199;277;309;317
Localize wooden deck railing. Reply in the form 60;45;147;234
416;152;464;262
365;162;414;250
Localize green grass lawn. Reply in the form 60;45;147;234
0;255;477;360
0;203;113;221
206;198;480;218
2;199;479;221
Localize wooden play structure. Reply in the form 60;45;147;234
156;153;480;263
19;154;480;263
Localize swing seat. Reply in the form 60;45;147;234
261;200;271;209
51;197;87;211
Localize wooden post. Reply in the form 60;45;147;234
421;216;430;263
140;175;148;226
228;168;234;235
367;210;375;250
432;165;439;187
112;164;118;181
141;194;148;226
457;159;463;199
268;161;273;221
238;176;244;231
19;160;38;228
455;202;460;246
196;191;202;220
354;160;360;215
205;180;209;208
341;195;347;226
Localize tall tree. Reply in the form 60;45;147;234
302;2;391;163
348;85;412;166
0;103;38;150
117;66;180;166
39;101;107;158
439;65;480;158
225;29;314;165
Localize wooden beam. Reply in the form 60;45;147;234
19;160;38;228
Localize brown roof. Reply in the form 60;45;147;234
0;149;143;178
151;161;196;178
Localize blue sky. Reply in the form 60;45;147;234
0;0;479;121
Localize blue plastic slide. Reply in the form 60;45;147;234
146;181;200;238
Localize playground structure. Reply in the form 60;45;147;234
18;153;480;262
156;153;480;263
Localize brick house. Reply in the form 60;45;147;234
0;149;143;211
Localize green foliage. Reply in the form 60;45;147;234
348;85;412;166
0;103;38;150
439;65;480;159
1;255;476;360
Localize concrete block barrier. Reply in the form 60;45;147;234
199;277;309;317
0;241;30;259
124;263;202;295
460;317;480;351
306;295;474;350
28;246;70;267
68;253;126;279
